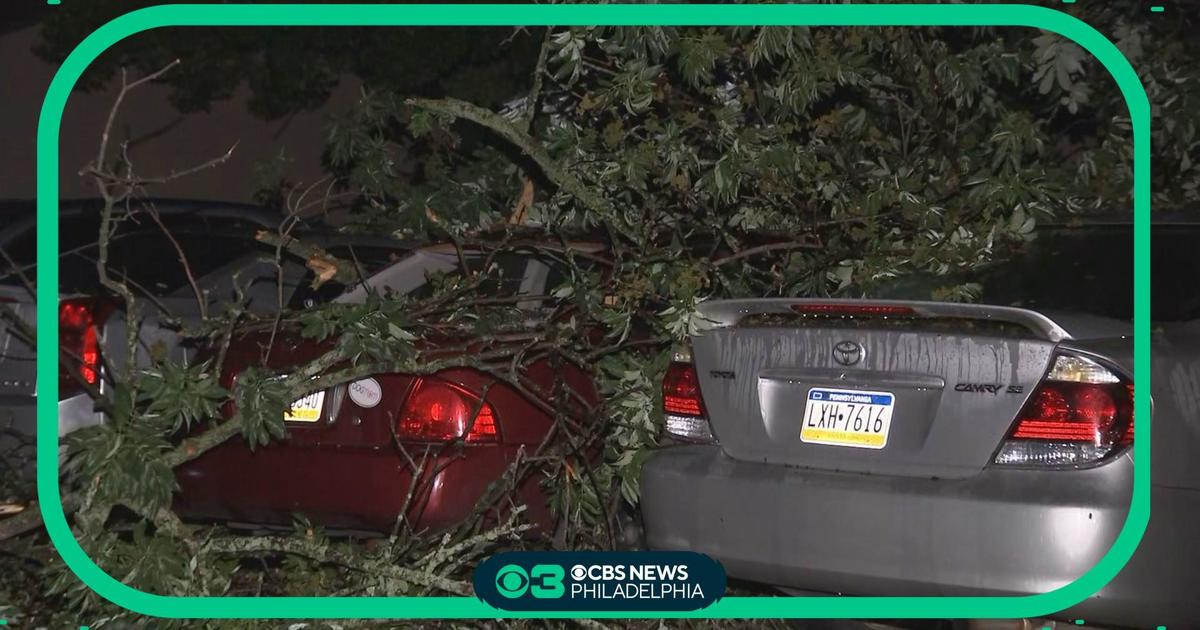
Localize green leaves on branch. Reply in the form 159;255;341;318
65;419;177;517
138;361;227;432
230;368;289;450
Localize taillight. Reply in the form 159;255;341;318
397;378;498;443
994;352;1134;467
790;303;916;317
662;347;715;443
59;299;114;398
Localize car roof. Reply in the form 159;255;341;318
0;197;282;223
0;198;292;244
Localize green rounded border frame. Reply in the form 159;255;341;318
36;3;1151;620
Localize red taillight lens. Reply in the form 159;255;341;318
996;353;1133;467
790;303;916;317
663;361;704;417
397;379;498;443
1010;383;1122;443
662;360;715;443
59;299;113;397
1121;383;1135;445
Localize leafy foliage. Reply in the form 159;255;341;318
229;367;291;449
65;416;177;516
138;360;228;431
36;1;543;119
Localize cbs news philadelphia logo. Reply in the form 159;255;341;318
475;551;726;611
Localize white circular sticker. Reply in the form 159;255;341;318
348;377;382;408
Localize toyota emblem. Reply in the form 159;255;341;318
832;340;864;366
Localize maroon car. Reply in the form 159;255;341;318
173;242;603;534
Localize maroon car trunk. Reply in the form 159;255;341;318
172;331;595;534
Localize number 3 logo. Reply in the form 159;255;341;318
530;564;565;599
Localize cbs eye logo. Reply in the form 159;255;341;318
495;564;565;599
495;565;530;598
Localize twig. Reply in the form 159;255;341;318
85;142;238;188
0;246;36;301
94;60;180;176
142;199;208;319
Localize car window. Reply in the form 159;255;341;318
870;224;1200;323
538;250;600;298
0;212;290;297
0;213;101;292
106;228;268;297
308;249;532;308
471;253;530;298
387;252;530;303
542;257;573;297
288;245;407;308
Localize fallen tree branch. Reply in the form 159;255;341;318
406;97;615;222
0;513;39;542
712;238;824;266
0;495;79;541
254;230;360;288
201;536;473;596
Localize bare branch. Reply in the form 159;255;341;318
95;60;180;175
142;199;208;319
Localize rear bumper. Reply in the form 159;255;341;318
641;445;1142;618
0;396;38;495
1;394;103;495
174;441;557;535
1;393;102;437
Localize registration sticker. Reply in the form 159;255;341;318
284;390;326;423
800;387;895;449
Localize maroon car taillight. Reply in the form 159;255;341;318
59;298;115;398
662;347;716;443
397;378;499;443
994;352;1134;467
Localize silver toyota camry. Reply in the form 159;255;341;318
639;216;1200;628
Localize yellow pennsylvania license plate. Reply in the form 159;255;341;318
284;391;325;423
800;387;894;449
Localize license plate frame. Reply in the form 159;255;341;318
800;387;895;449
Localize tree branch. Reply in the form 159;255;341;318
201;536;474;595
254;230;360;288
95;60;180;174
406;97;614;220
712;238;824;266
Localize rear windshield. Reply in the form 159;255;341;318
874;224;1200;323
394;252;530;303
287;245;409;308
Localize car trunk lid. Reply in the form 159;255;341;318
690;299;1064;479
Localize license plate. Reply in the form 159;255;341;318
800;387;894;449
284;390;325;423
